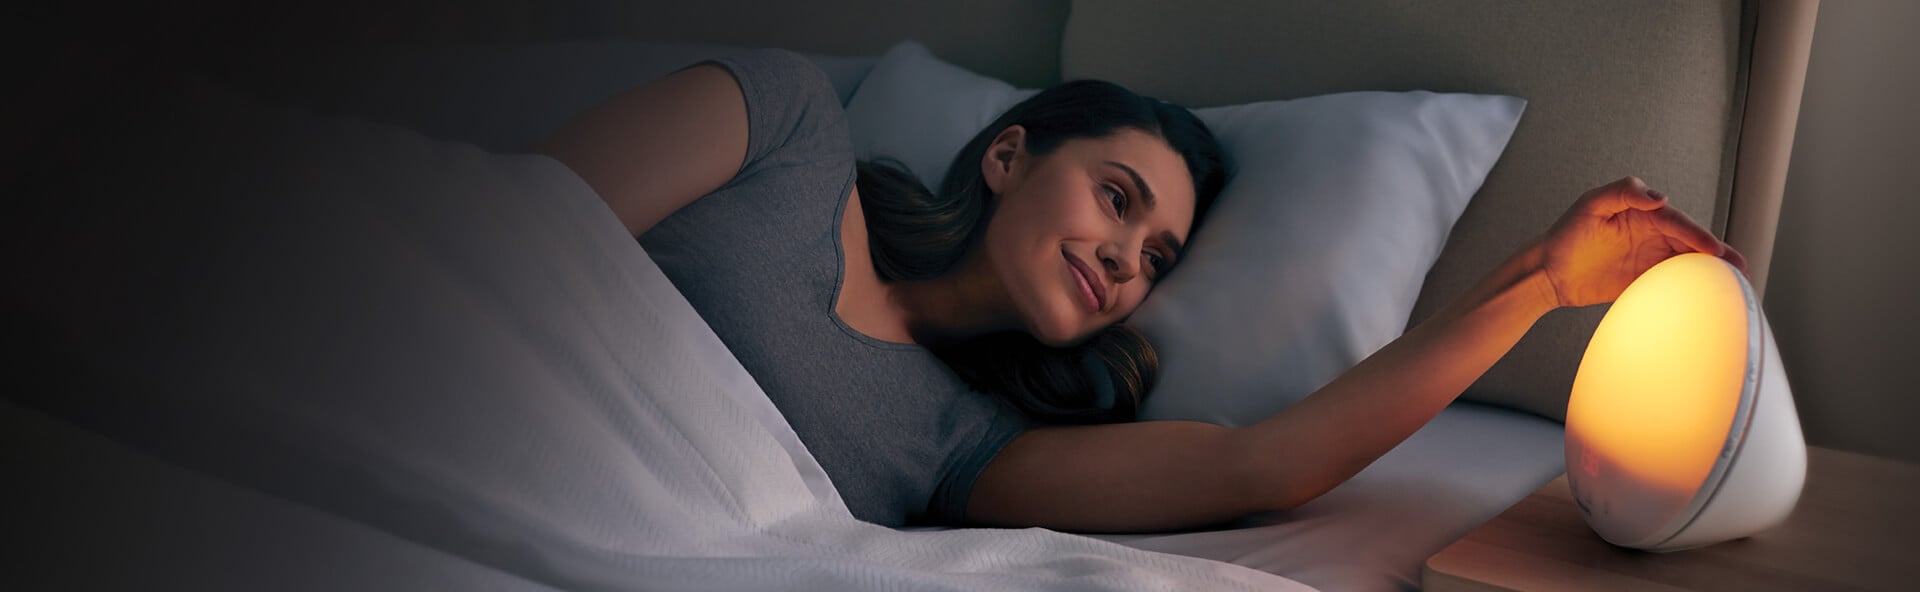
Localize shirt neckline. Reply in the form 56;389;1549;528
827;165;924;352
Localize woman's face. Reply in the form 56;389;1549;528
978;125;1196;347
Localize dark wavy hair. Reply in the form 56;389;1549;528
853;79;1229;424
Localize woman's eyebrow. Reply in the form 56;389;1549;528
1102;160;1156;212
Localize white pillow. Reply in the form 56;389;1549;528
842;41;1524;427
844;41;1038;188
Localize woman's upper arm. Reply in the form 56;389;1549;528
965;420;1288;533
536;62;749;238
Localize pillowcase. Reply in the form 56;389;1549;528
842;40;1524;427
199;40;877;153
844;41;1038;188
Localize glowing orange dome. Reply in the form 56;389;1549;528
1565;253;1806;552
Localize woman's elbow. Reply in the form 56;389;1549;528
1247;479;1315;514
1227;437;1336;514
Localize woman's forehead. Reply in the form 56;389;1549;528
1078;130;1188;176
1073;132;1195;211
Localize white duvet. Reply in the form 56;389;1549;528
8;80;1308;591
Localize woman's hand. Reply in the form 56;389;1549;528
1536;176;1749;308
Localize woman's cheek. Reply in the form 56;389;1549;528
1116;285;1142;317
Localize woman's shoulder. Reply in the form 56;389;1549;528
704;48;855;176
641;49;856;263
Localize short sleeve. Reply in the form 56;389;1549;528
694;48;852;187
926;406;1032;524
642;47;855;257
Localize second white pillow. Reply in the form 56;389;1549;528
1136;92;1523;426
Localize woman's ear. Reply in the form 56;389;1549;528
980;124;1026;195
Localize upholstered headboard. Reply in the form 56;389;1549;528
24;0;1812;421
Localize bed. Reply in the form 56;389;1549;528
6;1;1815;590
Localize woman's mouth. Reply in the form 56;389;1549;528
1064;251;1106;314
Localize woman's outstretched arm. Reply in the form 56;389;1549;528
969;232;1553;532
968;177;1746;533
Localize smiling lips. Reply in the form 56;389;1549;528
1064;252;1107;314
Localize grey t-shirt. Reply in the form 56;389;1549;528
638;48;1032;527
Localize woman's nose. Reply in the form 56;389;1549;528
1101;249;1137;283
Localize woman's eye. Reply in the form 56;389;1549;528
1104;184;1127;214
1144;252;1165;278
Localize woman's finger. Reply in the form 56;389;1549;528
1587;177;1665;216
1646;204;1723;255
1721;242;1751;276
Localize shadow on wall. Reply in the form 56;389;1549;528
1767;0;1920;464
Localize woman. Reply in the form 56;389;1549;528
540;49;1747;532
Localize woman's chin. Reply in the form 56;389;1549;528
1031;319;1091;348
1018;301;1093;347
1021;321;1069;348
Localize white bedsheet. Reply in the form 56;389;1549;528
1091;401;1566;591
10;79;1308;591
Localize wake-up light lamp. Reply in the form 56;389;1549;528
1564;252;1807;552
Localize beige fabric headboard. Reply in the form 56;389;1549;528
1065;0;1815;420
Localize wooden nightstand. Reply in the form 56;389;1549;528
1424;446;1920;591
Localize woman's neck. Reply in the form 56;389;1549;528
889;253;1020;346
